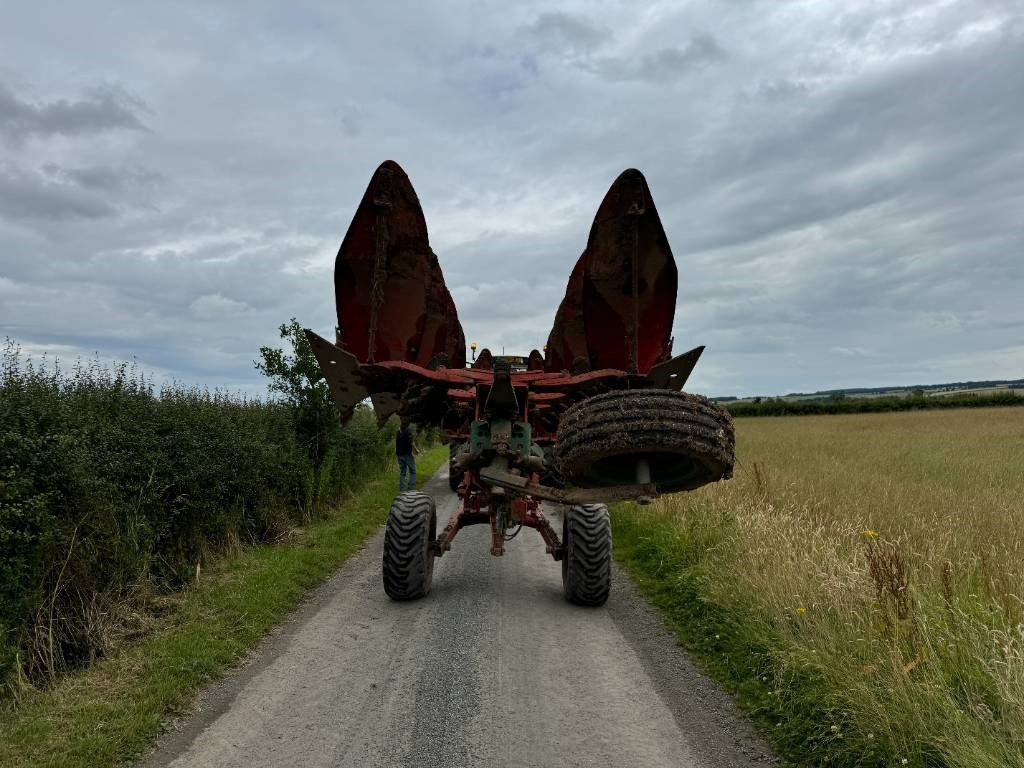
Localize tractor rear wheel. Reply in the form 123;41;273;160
562;504;612;606
383;491;437;600
554;389;734;493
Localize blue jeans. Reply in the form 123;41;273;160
398;453;416;491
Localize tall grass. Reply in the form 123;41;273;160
0;339;394;698
614;408;1024;767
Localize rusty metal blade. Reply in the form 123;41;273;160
334;160;466;368
545;168;677;375
369;392;401;425
647;346;704;390
304;329;369;422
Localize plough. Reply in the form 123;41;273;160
305;161;734;606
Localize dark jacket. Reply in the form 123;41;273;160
395;426;414;456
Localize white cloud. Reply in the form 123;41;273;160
189;293;250;319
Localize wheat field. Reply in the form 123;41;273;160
615;408;1024;767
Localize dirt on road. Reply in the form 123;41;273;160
139;468;776;768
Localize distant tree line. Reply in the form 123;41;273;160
725;389;1024;417
777;379;1024;399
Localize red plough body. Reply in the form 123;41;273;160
545;168;677;375
305;161;733;604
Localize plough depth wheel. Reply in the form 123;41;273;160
554;389;735;493
562;504;612;606
383;491;437;600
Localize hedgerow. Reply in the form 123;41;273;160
0;337;393;697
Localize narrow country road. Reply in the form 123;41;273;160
141;467;776;768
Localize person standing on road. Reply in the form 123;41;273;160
396;419;417;492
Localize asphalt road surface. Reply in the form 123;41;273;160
141;467;776;768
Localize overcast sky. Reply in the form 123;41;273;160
1;1;1021;398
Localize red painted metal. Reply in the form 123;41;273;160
545;169;676;375
432;471;565;560
435;501;489;554
334;160;465;368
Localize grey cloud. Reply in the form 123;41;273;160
832;346;870;358
442;45;537;102
67;164;162;191
0;166;118;221
0;82;147;141
41;162;164;192
754;78;811;101
0;228;334;393
336;104;363;137
519;13;725;84
190;293;251;320
520;12;610;55
588;35;727;83
674;28;1024;256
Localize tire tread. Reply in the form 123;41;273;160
562;504;612;606
383;491;436;600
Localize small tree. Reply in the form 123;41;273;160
255;319;337;469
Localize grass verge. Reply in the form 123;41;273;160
612;504;829;764
0;446;447;768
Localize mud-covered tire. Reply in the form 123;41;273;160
383;492;437;600
554;389;734;493
562;504;612;606
448;441;464;492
